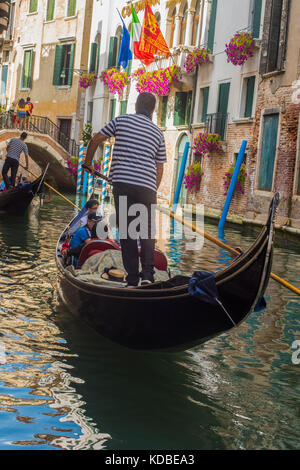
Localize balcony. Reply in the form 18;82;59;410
205;112;228;141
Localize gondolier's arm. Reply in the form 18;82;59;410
84;132;107;170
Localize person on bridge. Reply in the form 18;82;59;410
16;99;27;129
26;97;34;117
83;92;167;287
2;132;29;189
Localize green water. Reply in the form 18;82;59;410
0;196;299;450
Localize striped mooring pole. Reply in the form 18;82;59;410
87;160;94;200
76;142;84;194
101;142;111;201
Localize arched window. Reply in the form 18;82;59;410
179;4;188;45
107;26;122;68
169;7;176;48
155;12;161;29
192;0;201;46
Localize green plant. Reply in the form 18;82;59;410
183;162;203;191
223;163;247;196
81;123;93;147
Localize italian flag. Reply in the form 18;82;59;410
131;4;154;66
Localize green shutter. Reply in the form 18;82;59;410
207;0;218;52
46;0;55;21
258;114;279;191
107;36;118;68
29;0;38;13
161;96;168;127
22;50;34;89
252;0;262;39
89;42;97;73
67;43;75;86
186;91;193;125
96;39;101;72
67;0;76;17
174;92;187;126
201;87;209;123
53;44;63;86
125;59;132;76
244;76;255;118
217;82;230;139
120;100;128;115
1;65;8;95
110;99;116;120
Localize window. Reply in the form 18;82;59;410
29;0;38;13
199;86;209;123
174;91;192;126
179;4;188;45
242;76;256;118
120;100;128;115
52;43;75;86
87;101;93;124
107;27;122;69
46;0;55;21
251;0;262;38
192;0;201;46
89;42;97;73
1;65;8;95
217;82;230;139
161;96;168;127
258;113;279;191
96;36;101;73
169;8;176;48
110;99;116;120
21;49;34;89
66;0;76;18
207;0;218;52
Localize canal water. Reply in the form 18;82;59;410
0;196;299;450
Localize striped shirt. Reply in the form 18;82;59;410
6;138;28;162
100;113;167;192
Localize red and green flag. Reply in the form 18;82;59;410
131;4;154;66
139;1;171;59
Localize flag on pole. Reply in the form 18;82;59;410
131;3;154;67
117;11;133;69
139;1;171;58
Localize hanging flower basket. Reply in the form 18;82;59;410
132;65;182;96
184;48;210;74
223;163;247;197
101;68;129;95
193;132;222;156
67;156;102;179
225;32;255;66
79;73;98;89
183;162;203;192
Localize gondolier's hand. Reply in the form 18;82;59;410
82;163;94;175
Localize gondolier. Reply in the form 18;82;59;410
2;132;29;189
84;92;167;287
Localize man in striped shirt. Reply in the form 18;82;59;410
2;132;29;189
84;92;167;287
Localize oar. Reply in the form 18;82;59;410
86;166;300;296
19;164;81;211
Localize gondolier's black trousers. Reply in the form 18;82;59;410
113;182;157;286
2;157;19;189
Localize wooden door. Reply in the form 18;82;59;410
258;114;279;191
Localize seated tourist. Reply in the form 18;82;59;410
0;179;5;191
69;199;101;235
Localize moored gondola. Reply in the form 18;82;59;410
0;171;46;215
56;194;279;352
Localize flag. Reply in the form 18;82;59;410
117;13;133;69
139;1;171;58
131;4;154;67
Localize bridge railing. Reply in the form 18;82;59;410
0;112;80;157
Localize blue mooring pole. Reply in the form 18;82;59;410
172;141;190;214
218;139;247;237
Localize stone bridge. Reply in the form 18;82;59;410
0;114;77;191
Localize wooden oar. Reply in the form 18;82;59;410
19;164;80;211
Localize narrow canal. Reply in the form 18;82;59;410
0;196;299;450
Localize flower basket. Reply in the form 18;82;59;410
132;65;182;96
183;48;210;74
193;132;222;156
223;163;247;197
101;68;129;95
225;32;255;66
67;156;102;179
183;162;203;192
79;73;98;89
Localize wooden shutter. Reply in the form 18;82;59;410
107;37;118;68
29;0;38;13
258;114;279;191
174;92;187;126
186;91;193;125
207;0;218;52
22;50;34;89
218;82;230;114
267;0;283;73
1;65;8;94
252;0;262;38
46;0;55;21
89;42;97;73
161;96;168;127
120;100;128;115
110;99;116;120
67;0;76;17
96;38;101;72
125;60;132;76
244;76;255;118
201;87;209;123
53;44;63;86
67;44;75;86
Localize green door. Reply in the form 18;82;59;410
173;134;189;205
258;114;279;191
217;82;230;139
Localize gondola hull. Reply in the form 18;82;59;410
0;176;44;215
56;195;278;352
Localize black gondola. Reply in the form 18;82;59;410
0;172;46;215
56;194;279;352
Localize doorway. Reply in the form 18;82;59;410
172;133;189;205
